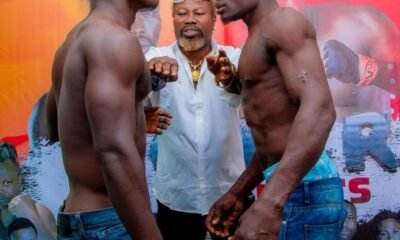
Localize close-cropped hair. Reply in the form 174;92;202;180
172;0;217;16
0;142;19;166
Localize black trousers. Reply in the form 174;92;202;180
156;196;254;240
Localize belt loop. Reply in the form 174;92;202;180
75;213;86;238
304;182;310;204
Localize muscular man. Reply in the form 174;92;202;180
45;0;164;238
281;0;400;120
144;0;246;239
206;0;346;239
0;142;56;240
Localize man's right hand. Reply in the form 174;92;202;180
148;56;179;82
205;192;244;238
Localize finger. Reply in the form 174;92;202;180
148;59;156;71
158;122;169;130
219;57;230;66
158;111;173;119
158;118;171;126
162;62;171;77
154;62;163;74
206;56;217;67
218;49;227;58
170;63;179;82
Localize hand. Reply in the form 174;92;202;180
323;39;360;84
207;49;236;85
8;194;37;218
230;197;283;240
148;56;178;82
144;106;173;135
206;192;244;238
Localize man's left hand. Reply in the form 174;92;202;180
145;106;173;135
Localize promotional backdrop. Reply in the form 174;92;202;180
0;1;399;239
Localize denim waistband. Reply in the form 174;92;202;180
57;207;121;237
286;177;344;207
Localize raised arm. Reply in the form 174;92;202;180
84;31;161;240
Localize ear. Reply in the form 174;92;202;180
212;14;216;22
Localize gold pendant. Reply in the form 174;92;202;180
192;70;200;82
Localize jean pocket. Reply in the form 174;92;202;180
96;223;130;240
305;221;342;240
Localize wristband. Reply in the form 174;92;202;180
357;54;378;86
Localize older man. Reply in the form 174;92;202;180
145;0;246;239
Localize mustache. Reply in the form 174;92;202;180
180;25;203;35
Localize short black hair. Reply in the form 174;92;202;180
7;217;37;238
0;142;19;166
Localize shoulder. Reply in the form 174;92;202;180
264;7;316;51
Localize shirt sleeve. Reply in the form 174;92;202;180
218;46;242;107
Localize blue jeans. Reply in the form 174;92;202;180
57;207;131;240
279;177;346;240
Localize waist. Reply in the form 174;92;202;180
286;177;344;207
57;207;122;237
263;150;338;182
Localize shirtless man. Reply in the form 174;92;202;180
206;0;346;239
282;0;400;120
45;0;163;239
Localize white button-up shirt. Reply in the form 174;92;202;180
146;41;245;215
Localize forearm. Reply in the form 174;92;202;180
260;103;335;204
98;147;161;239
229;152;265;199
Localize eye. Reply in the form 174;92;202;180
195;12;205;16
3;180;12;186
176;11;187;16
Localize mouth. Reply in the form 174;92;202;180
181;27;201;38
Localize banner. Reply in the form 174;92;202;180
0;1;399;240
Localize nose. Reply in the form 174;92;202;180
184;13;197;24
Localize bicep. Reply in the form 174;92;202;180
85;68;136;151
276;38;329;102
83;33;143;151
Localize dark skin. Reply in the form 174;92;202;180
45;0;163;239
207;0;336;239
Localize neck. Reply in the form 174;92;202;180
181;43;212;65
89;0;138;28
243;0;279;29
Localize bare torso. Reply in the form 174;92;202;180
53;17;150;212
239;22;297;165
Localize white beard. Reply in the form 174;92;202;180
178;38;205;52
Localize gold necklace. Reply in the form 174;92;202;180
184;51;212;83
188;60;204;83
